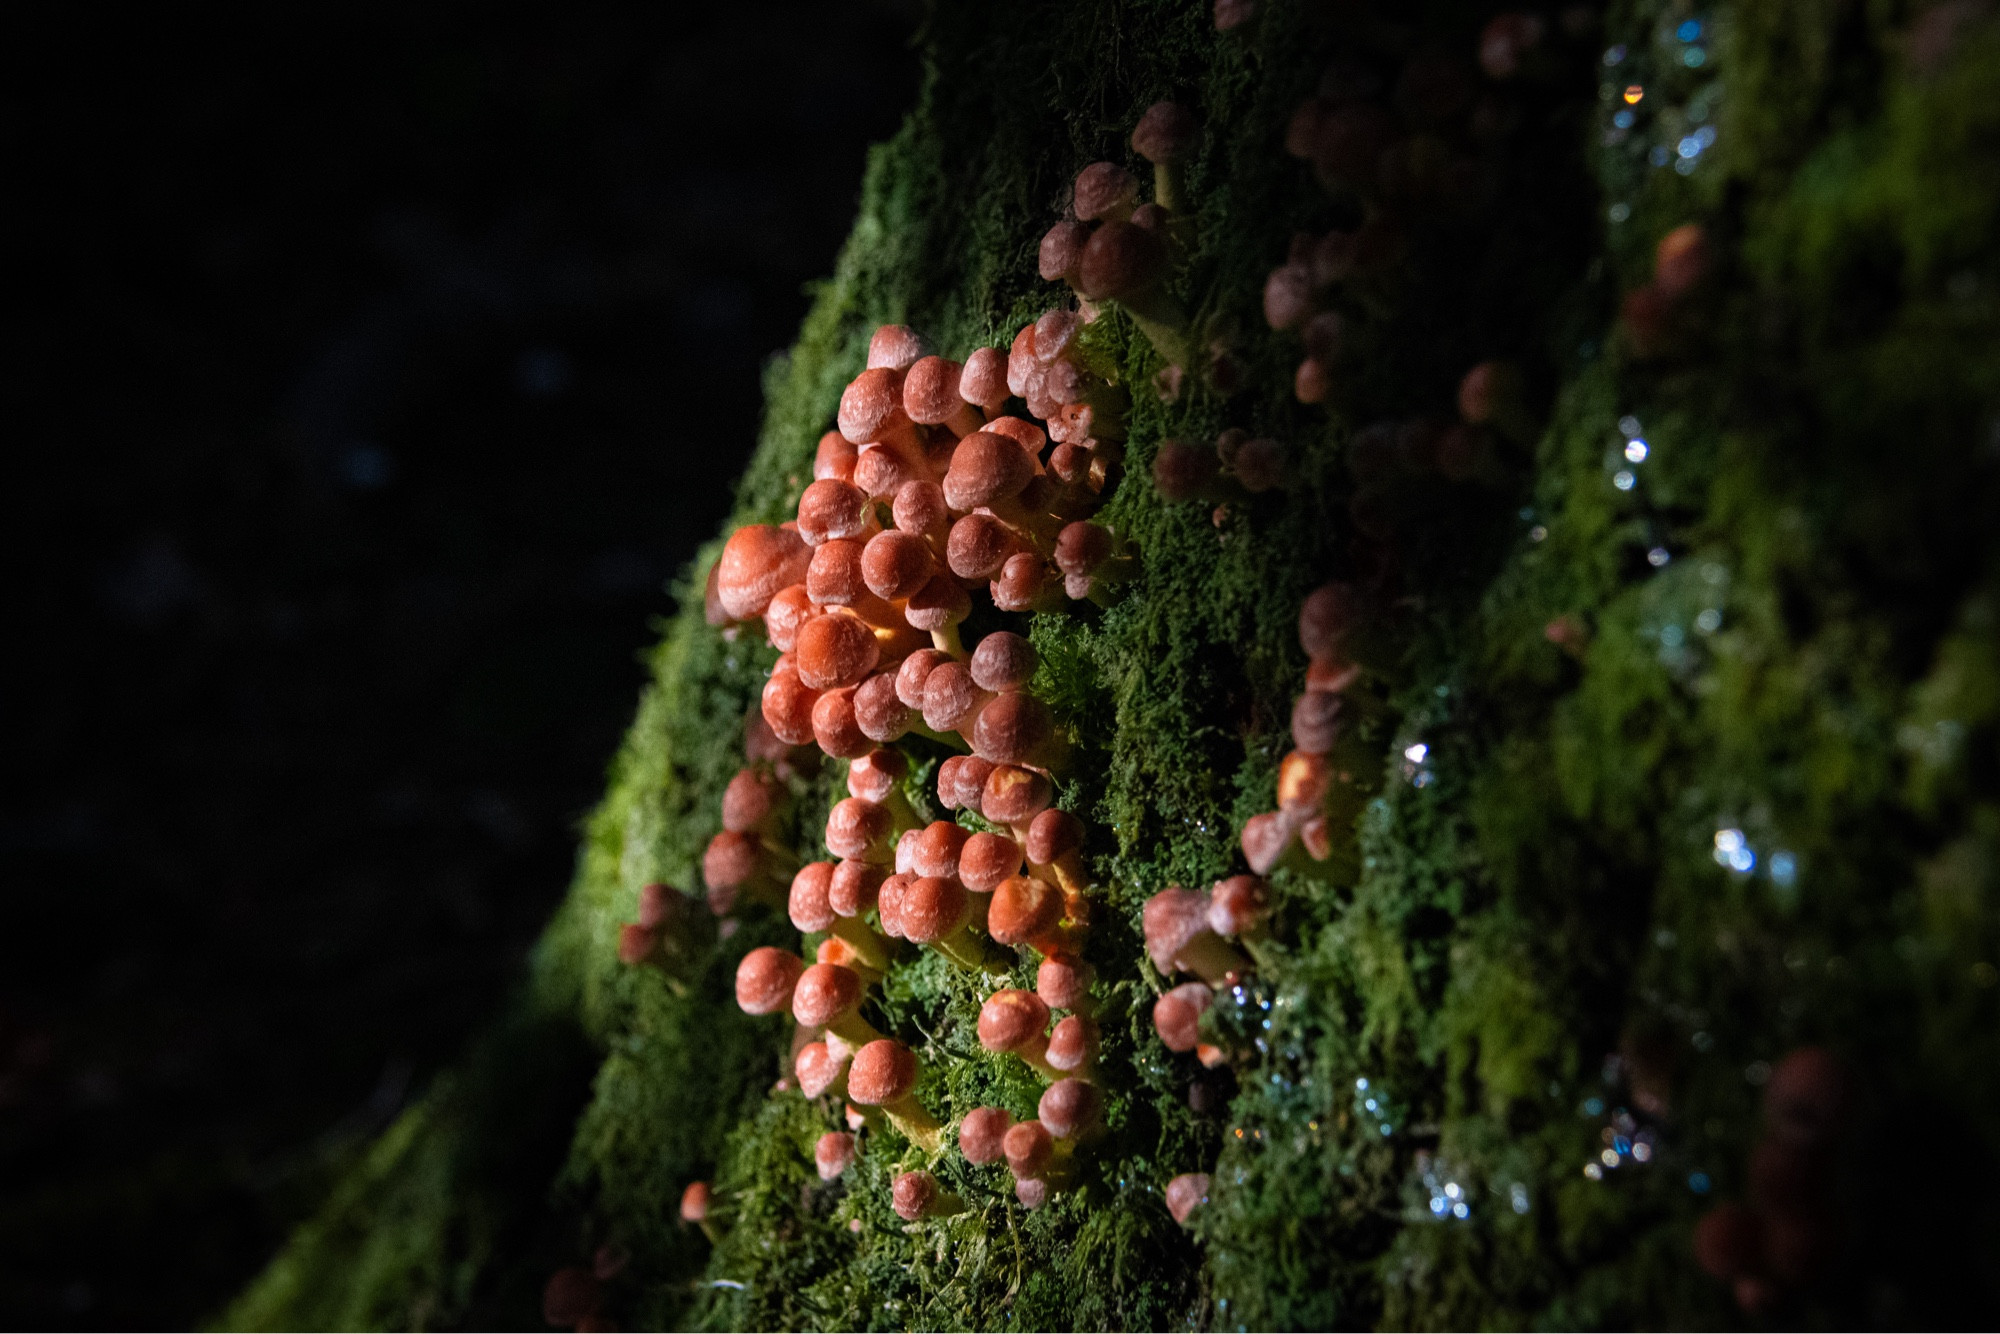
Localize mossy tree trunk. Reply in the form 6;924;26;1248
226;1;2000;1328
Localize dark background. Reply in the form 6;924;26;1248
1;4;917;1326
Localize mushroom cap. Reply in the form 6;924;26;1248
902;356;964;425
838;367;909;445
703;830;762;893
892;1170;944;1221
891;479;950;540
679;1180;712;1223
814;1130;857;1180
805;538;868;607
903;572;970;632
847;1038;919;1105
797;479;872;546
959;346;1010;411
793;962;864;1028
875;871;913;937
911;821;970;880
761;666;821;746
958;1106;1014;1164
847;747;906;802
1142;887;1212;976
735;947;804;1016
1047;1015;1096;1072
1152;438;1218;501
1038;1078;1101;1138
1233;436;1287;492
853;672;912;744
936;755;996;813
815;429;859;483
900;875;970;943
992;553;1053;613
894;827;921;876
1006;322;1040;397
1073;161;1139;221
1048;442;1090;485
1165;1173;1210;1225
1277;749;1330;817
1209;874;1269;937
1131;101;1199;163
763;583;815;653
1002;1120;1054;1177
946;512;1024;582
824;797;892;861
827;858;885;917
978;988;1051;1052
1037;954;1093;1010
798;1042;849;1100
812;686;870;759
960;831;1024;893
1153;981;1214;1051
1241;809;1299;875
789;861;837;932
988;874;1062;944
985;415;1047;457
543;1267;603;1325
868;324;926;371
920;660;988;734
1263;262;1313;330
617;922;659;966
983;764;1053;825
636;882;684;931
1039;219;1090;282
1026;808;1085;864
1299;582;1358;658
1031;309;1081;366
1764;1046;1848;1147
851;442;919;499
1015;1176;1051;1209
1077;220;1167;301
795;613;880;690
1292;690;1343;754
717;524;813;621
970;631;1038;692
943;431;1035;512
972;691;1053;764
1055;521;1113;576
895;647;949;709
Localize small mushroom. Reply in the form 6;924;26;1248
735;947;806;1016
1130;101;1198;215
920;660;992;737
815;429;859;484
893;1169;965;1221
1152;980;1215;1052
1240;809;1300;875
811;686;871;759
1143;887;1251;984
795;612;881;691
716;524;814;622
958;1106;1014;1165
1208;874;1270;939
910;821;970;880
789;861;838;933
839;367;916;448
988;874;1067;956
1046;1014;1098;1076
847;1039;943;1150
860;529;937;602
960;831;1024;893
824;797;895;863
1038;1078;1101;1139
946;512;1027;583
1002;1119;1055;1181
902;875;1001;972
814;1130;857;1181
793;962;886;1046
903;355;984;436
936;755;997;815
983;764;1054;829
704;829;781;913
978;988;1060;1079
852;672;913;745
796;478;875;547
1213;0;1257;30
1039;219;1092;294
867;324;926;372
723;767;786;836
1076;220;1185;364
1165;1173;1210;1225
992;552;1061;613
894;646;950;709
1276;750;1330;819
972;691;1059;768
797;1040;850;1100
1026;808;1089;897
828;858;885;918
958;346;1011;417
904;572;972;657
1037;954;1094;1012
1299;583;1359;660
1072;162;1139;223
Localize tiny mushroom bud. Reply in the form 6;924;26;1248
1016;1176;1051;1210
868;324;926;372
901;875;995;971
717;524;813;621
1046;1014;1098;1075
993;552;1059;613
892;1169;964;1221
1208;874;1270;938
1040;219;1091;285
1026;808;1088;894
1003;1119;1055;1180
1144;887;1251;984
1073;161;1139;223
815;1130;857;1180
937;755;997;814
1295;356;1334;404
848;1038;943;1150
797;1041;850;1100
1039;1078;1101;1139
979;988;1054;1065
1165;1173;1211;1224
1241;809;1299;875
1152;438;1221;502
970;631;1038;692
958;1106;1015;1165
1037;954;1094;1011
1153;981;1215;1052
858;530;936;603
736;947;806;1016
825;797;894;863
762;664;821;747
680;1180;712;1223
960;830;1025;893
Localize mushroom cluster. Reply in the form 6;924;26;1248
682;321;1128;1217
1150;429;1290;511
1693;1048;1850;1313
1143;875;1269;1066
1039;102;1200;372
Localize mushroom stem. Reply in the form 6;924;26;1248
1030;849;1090;900
930;622;966;659
1008;1032;1064;1082
882;1094;944;1153
826;1008;888;1049
828;916;891;972
932;922;1012;975
1177;933;1252;988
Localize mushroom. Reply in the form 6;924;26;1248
761;661;821;747
1292;690;1344;754
904;572;972;657
793;962;886;1046
824;797;896;863
1165;1173;1210;1225
946;512;1028;582
987;874;1068;956
1025;808;1088;898
959;830;1024;894
978;988;1060;1079
1130;102;1198;215
1002;1119;1055;1182
910;821;970;880
852;672;913;745
1038;1078;1101;1140
796;478;876;547
1299;582;1359;660
1072;162;1139;223
1015;1176;1052;1210
867;324;926;372
1764;1047;1848;1148
982;764;1054;831
704;829;783;913
958;1106;1014;1165
815;429;859;484
920;660;991;738
797;1040;850;1100
1230;436;1287;493
969;631;1038;693
807;539;908;636
716;524;813;622
1054;520;1130;601
789;861;838;933
936;754;996;815
811;686;871;759
814;1130;857;1181
1208;874;1270;939
1039;218;1092;296
847;1039;942;1150
617;922;662;968
972;691;1060;768
828;858;885;918
894;646;950;709
892;1170;965;1221
992;551;1061;614
1263;262;1313;331
860;529;937;603
1144;887;1251;984
904;355;984;437
723;768;785;838
1046;1015;1098;1077
794;612;881;691
1241;809;1300;875
901;875;1002;972
958;346;1010;417
735;947;806;1016
852;440;924;499
1276;750;1331;820
762;583;815;653
1036;954;1094;1012
838;367;918;450
1151;980;1214;1052
1076;220;1186;365
1213;0;1257;30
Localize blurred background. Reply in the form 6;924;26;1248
1;3;917;1326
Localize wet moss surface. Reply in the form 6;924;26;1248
226;1;2000;1328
